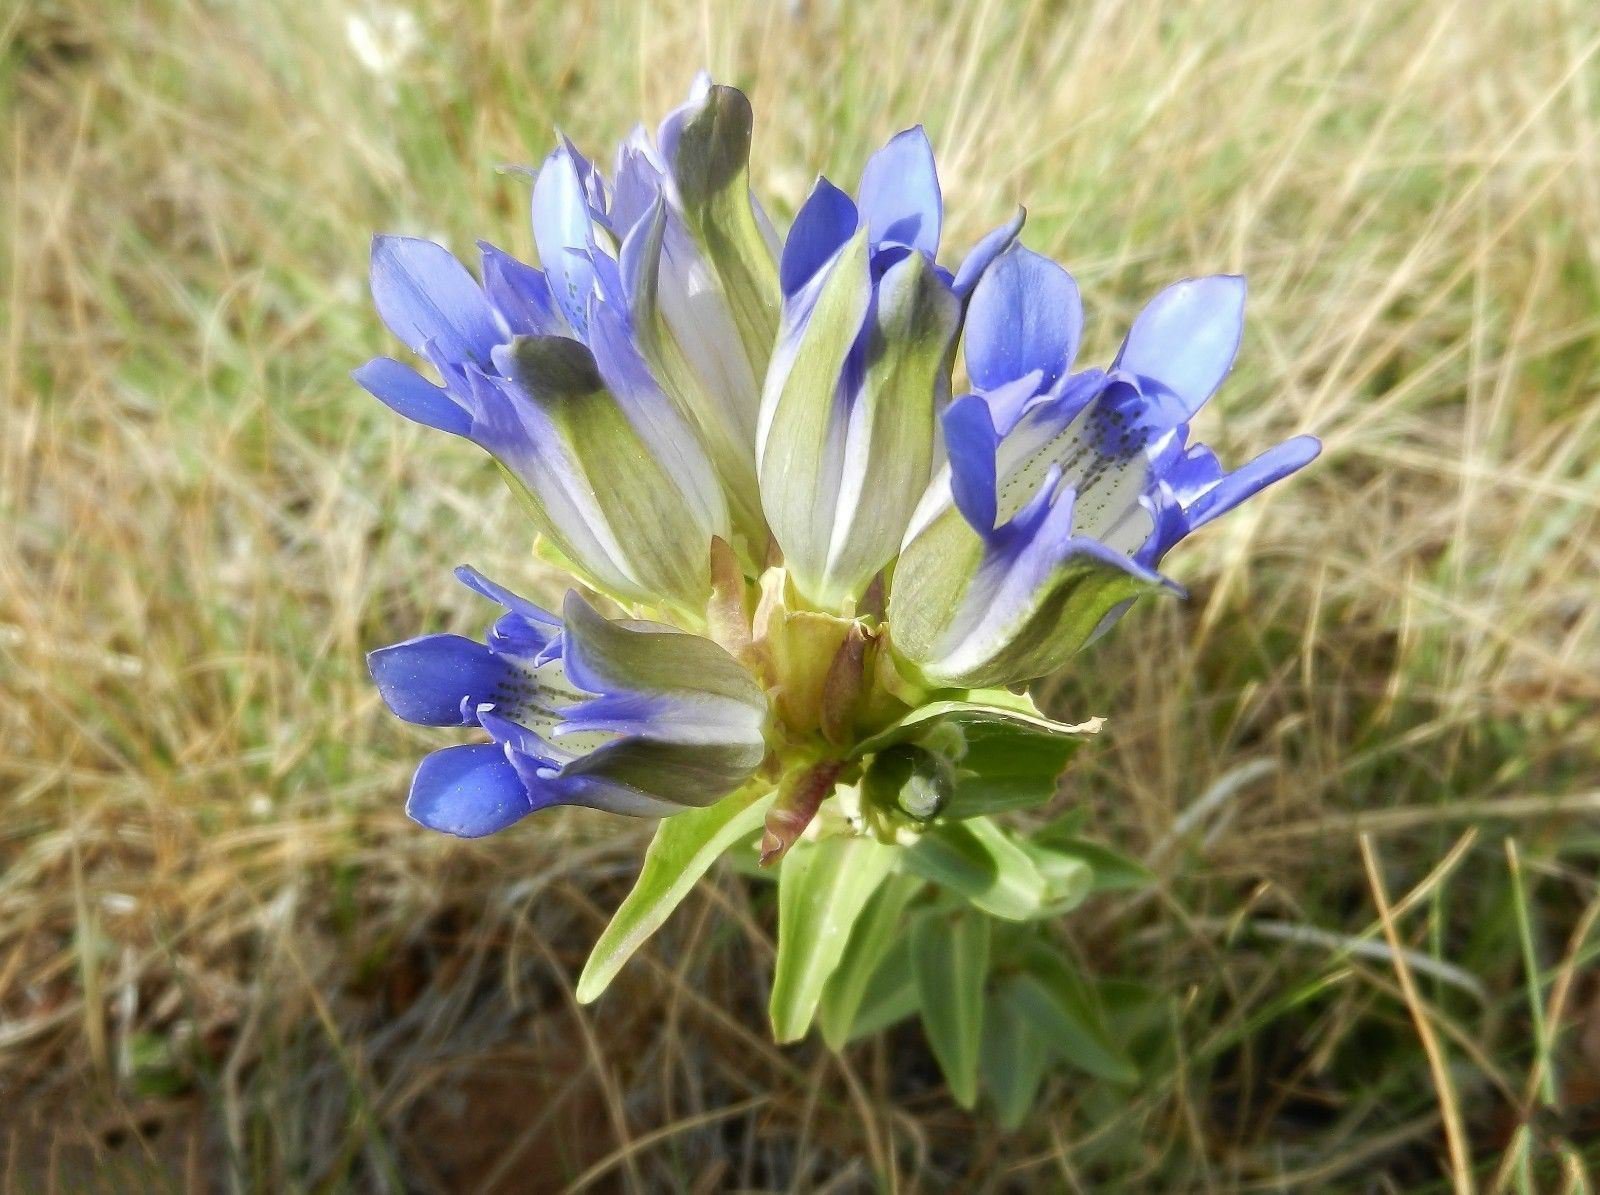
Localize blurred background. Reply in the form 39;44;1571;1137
4;0;1599;1189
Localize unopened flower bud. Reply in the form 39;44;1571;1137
862;744;955;823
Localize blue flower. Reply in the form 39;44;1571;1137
756;129;1025;611
542;73;783;557
354;232;728;612
369;567;769;837
890;247;1320;687
359;77;1321;851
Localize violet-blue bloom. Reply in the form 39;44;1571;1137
355;234;727;611
359;75;1318;870
369;567;769;837
756;129;1026;610
891;247;1320;687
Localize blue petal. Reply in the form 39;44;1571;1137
476;708;562;767
943;394;1001;535
353;357;471;437
1183;434;1320;531
965;245;1082;393
976;368;1049;437
531;146;600;336
406;744;533;837
780;177;860;298
478;242;566;337
857;126;942;256
559;134;610;224
455;567;562;623
370;236;503;368
369;634;509;726
1113;275;1246;418
610;135;667;232
952;207;1025;299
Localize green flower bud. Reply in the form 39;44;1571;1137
862;744;956;823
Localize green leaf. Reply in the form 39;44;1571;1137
770;833;897;1042
576;786;773;1004
850;694;1101;757
912;909;991;1108
904;817;1047;920
1031;827;1154;894
1017;839;1094;915
1010;947;1138;1084
983;980;1054;1129
845;937;921;1041
944;719;1088;820
819;872;924;1049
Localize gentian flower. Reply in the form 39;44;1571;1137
536;73;781;559
354;235;728;612
757;131;1031;611
369;567;768;836
889;247;1319;688
358;77;1320;1015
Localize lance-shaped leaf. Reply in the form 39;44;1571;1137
818;872;924;1049
904;817;1049;921
1032;821;1155;894
844;936;921;1041
1009;944;1138;1084
1017;839;1094;916
497;335;718;610
577;785;774;1003
770;833;896;1042
669;84;783;390
983;980;1056;1129
912;909;990;1108
757;229;872;603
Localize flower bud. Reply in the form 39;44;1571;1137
862;743;956;823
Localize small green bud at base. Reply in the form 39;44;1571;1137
862;744;956;824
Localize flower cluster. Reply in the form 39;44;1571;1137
360;75;1316;865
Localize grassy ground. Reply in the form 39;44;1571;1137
4;0;1599;1188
